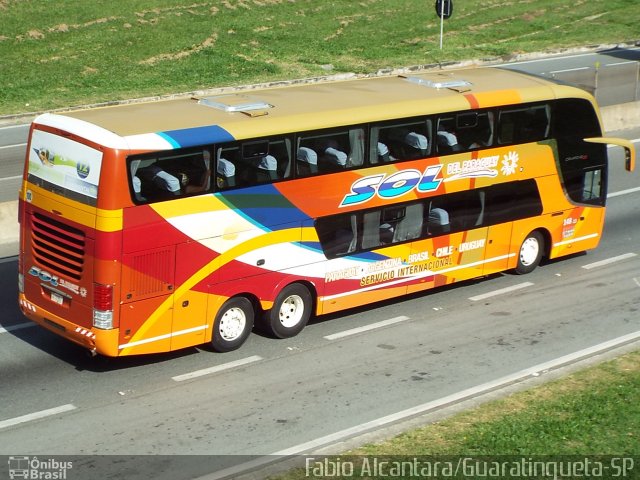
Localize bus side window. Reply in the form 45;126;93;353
457;111;494;150
498;104;550;144
436;117;460;154
316;214;358;259
374;120;430;162
486;180;542;224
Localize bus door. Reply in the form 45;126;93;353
483;222;513;276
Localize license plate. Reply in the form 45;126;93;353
51;292;64;305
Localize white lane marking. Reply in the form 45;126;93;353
0;404;77;431
607;61;637;67
0;144;26;150
323;316;410;341
171;355;263;382
200;330;640;480
468;282;534;302
608;186;640;198
581;253;637;270
550;66;590;74
0;322;35;334
634;278;640;288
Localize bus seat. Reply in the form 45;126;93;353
377;142;390;163
132;175;145;201
322;147;347;171
437;130;460;153
404;132;428;157
216;157;236;188
296;147;318;176
256;154;278;182
137;164;181;195
427;207;450;235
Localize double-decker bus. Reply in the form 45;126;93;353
18;67;635;356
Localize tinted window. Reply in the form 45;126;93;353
498;104;550;144
296;127;365;176
371;119;431;163
130;148;212;203
316;180;542;259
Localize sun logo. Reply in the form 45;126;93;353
501;151;519;176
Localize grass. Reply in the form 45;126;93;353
1;0;639;115
271;350;640;479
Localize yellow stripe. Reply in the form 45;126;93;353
96;208;123;232
26;183;122;232
120;225;319;353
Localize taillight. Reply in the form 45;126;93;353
93;283;113;329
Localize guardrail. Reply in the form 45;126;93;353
551;61;640;107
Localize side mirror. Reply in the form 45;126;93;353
585;137;636;172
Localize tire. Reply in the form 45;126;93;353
265;283;312;339
211;297;254;352
515;231;544;275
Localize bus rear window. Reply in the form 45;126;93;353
27;129;103;206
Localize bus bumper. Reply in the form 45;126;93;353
18;293;120;357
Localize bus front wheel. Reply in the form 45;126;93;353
211;297;254;352
515;231;544;275
265;283;312;339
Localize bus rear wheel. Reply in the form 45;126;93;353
211;297;254;352
265;283;312;339
515;231;544;275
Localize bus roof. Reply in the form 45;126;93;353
37;67;592;149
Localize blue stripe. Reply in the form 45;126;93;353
159;125;235;148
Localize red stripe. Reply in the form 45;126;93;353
464;93;480;109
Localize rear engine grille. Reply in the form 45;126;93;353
31;213;86;280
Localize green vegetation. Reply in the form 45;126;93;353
1;0;639;115
272;351;640;479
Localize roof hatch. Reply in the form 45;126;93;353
401;75;472;92
194;94;273;116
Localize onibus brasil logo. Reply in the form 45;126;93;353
8;456;73;479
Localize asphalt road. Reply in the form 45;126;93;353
0;133;638;479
